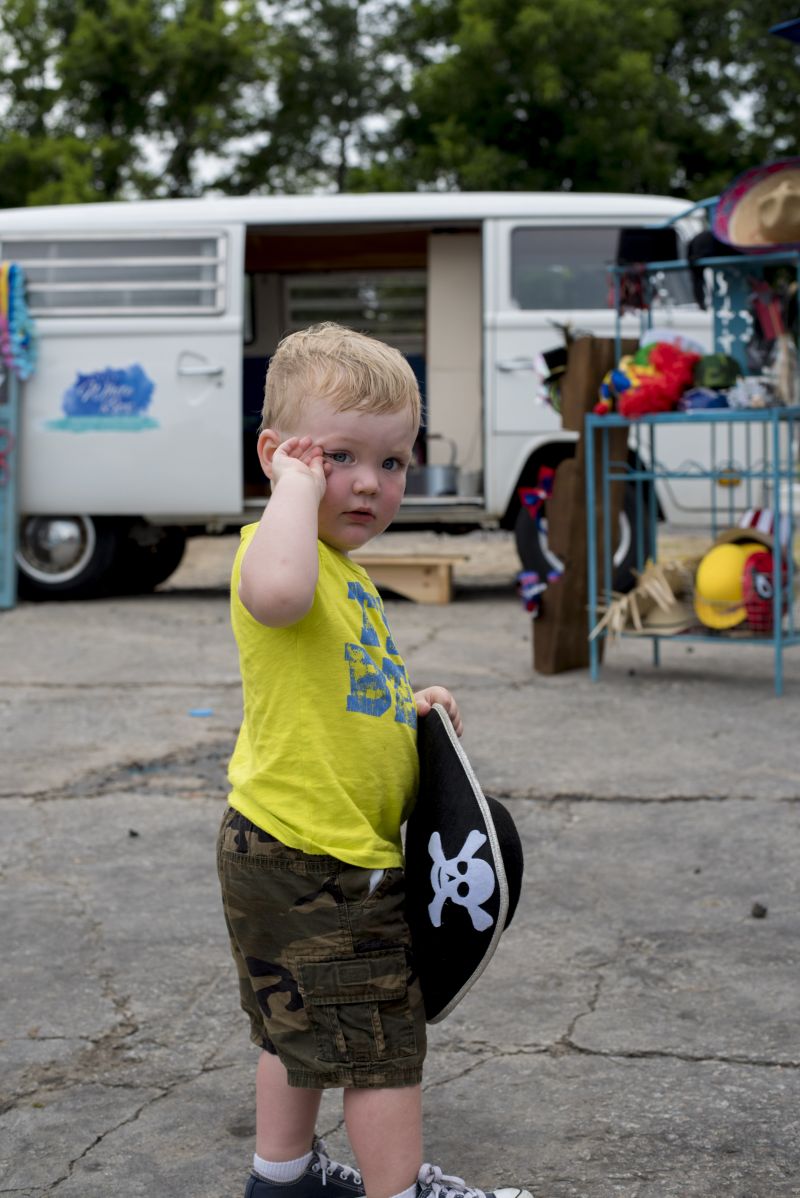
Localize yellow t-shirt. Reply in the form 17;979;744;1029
227;524;419;868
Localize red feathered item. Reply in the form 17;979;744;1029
618;342;701;418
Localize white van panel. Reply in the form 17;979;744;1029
17;225;245;516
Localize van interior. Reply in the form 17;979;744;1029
242;222;484;498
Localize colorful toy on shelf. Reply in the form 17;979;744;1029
678;354;743;410
693;508;795;631
693;541;764;629
693;353;742;390
742;549;788;632
596;341;701;417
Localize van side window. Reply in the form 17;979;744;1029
0;234;226;316
510;226;693;311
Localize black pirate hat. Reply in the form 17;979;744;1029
404;704;524;1023
616;225;679;266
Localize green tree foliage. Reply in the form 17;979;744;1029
0;1;91;204
0;0;269;205
0;133;96;208
148;0;268;197
0;0;797;205
351;0;800;197
55;0;163;198
660;0;800;196
225;0;403;194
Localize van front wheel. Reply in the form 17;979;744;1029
514;484;651;594
17;515;120;600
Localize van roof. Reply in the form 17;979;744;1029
0;191;692;232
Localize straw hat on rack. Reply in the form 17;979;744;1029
713;158;800;253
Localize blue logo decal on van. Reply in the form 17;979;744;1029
47;365;158;431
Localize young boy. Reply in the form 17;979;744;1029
218;324;531;1198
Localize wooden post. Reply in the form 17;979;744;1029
532;336;636;674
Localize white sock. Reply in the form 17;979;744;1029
253;1149;314;1183
388;1184;418;1198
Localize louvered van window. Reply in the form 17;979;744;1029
284;272;426;355
0;233;226;316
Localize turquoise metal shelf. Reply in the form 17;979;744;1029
586;407;800;695
594;217;800;694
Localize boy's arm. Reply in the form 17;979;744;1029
239;435;327;627
414;685;463;737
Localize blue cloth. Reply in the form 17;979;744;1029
678;387;729;411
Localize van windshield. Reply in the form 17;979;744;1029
510;225;694;311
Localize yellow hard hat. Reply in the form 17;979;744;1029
693;541;763;629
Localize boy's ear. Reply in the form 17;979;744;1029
257;429;280;479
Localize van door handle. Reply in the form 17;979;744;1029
178;363;224;377
496;357;537;372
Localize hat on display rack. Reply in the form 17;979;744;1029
713;157;800;253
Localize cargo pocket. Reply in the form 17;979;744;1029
297;950;417;1065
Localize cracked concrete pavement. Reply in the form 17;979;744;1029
2;531;799;1197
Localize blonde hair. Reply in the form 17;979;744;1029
262;323;421;433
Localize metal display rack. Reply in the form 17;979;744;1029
587;233;800;695
612;243;800;374
586;407;800;694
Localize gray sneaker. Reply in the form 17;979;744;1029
416;1163;533;1198
245;1138;364;1198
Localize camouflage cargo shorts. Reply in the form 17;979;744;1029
216;808;427;1089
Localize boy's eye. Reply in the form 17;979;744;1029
324;451;352;464
383;457;405;472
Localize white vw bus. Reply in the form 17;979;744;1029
3;191;711;598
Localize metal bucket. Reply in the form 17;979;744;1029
405;435;459;496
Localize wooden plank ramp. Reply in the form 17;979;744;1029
353;552;467;604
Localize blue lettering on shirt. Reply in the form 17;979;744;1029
344;581;415;725
382;657;417;727
347;581;381;647
347;581;398;655
345;644;392;717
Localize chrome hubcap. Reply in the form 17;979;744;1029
17;516;96;583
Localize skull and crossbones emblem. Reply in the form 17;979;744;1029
428;829;496;932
